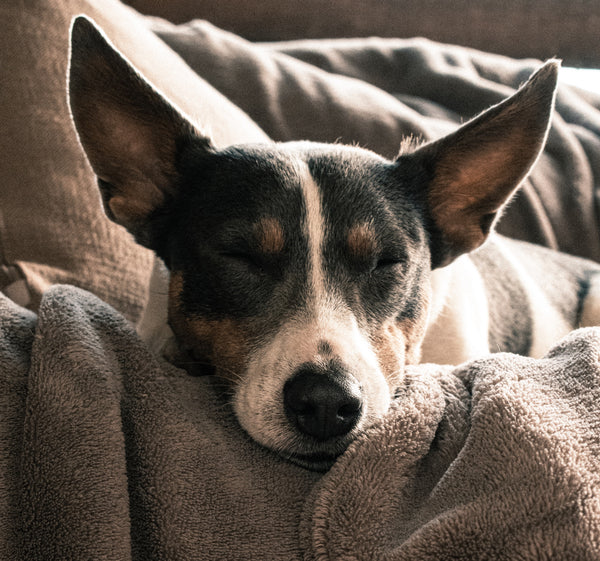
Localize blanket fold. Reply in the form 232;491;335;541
2;286;600;559
20;287;134;560
2;286;318;560
302;340;600;560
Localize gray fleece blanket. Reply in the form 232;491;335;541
2;285;600;560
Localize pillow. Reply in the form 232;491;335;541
0;0;267;321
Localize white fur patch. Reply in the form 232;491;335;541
578;274;600;328
494;237;572;358
300;162;330;310
421;255;490;365
137;257;177;356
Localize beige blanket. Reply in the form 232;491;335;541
2;285;600;559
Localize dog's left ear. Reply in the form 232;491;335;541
401;61;559;268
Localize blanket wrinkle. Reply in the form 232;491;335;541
0;295;36;561
301;364;467;561
20;286;134;561
4;286;321;560
301;332;600;560
148;19;449;154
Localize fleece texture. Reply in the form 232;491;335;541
2;285;600;560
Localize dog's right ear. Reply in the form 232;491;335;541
68;16;213;247
398;61;558;269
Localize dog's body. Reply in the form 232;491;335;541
423;235;600;363
69;17;600;471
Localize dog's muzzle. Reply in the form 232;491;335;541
283;364;363;441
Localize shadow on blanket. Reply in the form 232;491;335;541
2;285;599;559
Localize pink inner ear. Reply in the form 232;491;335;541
438;139;526;202
83;104;179;191
69;16;206;239
103;109;156;162
432;136;526;202
428;130;541;256
424;106;552;262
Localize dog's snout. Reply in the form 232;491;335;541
283;366;363;441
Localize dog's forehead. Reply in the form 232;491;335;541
188;142;409;227
175;140;427;263
294;143;426;252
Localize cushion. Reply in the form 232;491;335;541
126;0;600;67
0;0;266;321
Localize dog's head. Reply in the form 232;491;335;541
68;17;558;470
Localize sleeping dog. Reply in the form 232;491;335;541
68;17;600;470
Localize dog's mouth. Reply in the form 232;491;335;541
281;449;343;472
277;431;363;472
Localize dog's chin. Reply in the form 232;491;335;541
281;450;342;472
277;435;360;472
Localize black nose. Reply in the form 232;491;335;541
283;367;363;441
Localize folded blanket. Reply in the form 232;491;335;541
2;285;600;559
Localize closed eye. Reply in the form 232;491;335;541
372;256;403;272
221;251;262;270
221;250;284;278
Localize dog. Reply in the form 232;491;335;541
68;16;600;471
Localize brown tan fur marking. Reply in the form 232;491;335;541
167;271;250;383
371;316;427;385
347;222;379;260
370;321;406;386
254;217;285;254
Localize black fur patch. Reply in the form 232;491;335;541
163;143;309;347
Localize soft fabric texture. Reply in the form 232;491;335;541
2;285;600;560
128;0;600;67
